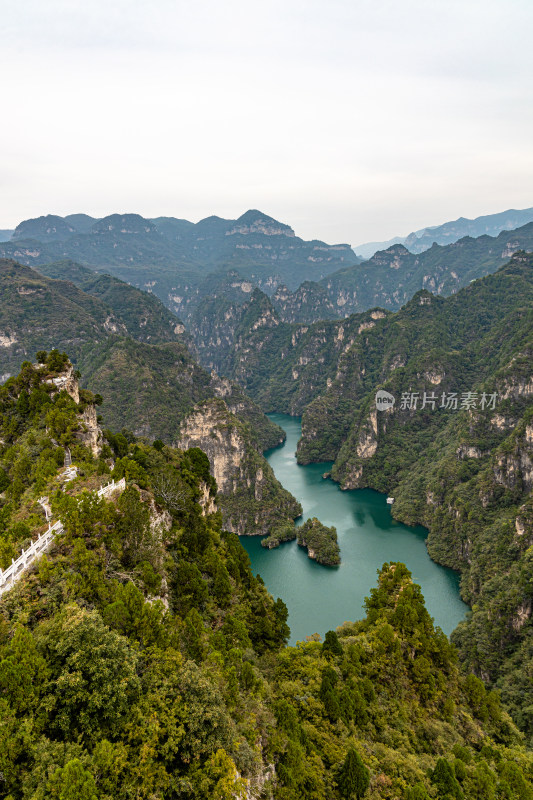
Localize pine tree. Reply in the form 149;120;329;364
323;629;343;657
405;784;430;800
337;747;370;799
214;562;232;607
431;758;463;800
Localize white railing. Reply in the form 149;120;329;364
97;477;126;498
0;477;126;598
0;520;63;596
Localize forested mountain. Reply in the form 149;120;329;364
0;260;299;536
180;221;533;332
1;359;531;799
187;285;390;413
354;205;533;258
295;253;533;740
35;259;189;343
265;221;533;324
181;252;533;741
321;222;533;313
0;210;357;316
0;258;187;380
12;214;80;242
4;209;533;331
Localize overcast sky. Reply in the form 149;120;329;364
2;0;533;245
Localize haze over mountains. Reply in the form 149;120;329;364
0;209;356;297
2;204;533;332
354;206;533;259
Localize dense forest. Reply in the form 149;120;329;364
296;253;533;744
1;357;532;798
158;251;533;746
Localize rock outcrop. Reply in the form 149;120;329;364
77;403;104;457
47;364;104;456
49;363;80;403
177;398;301;535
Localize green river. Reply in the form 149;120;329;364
239;414;468;645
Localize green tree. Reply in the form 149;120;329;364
337;747;370;799
214;562;232;608
498;761;533;800
40;605;140;744
47;759;98;800
183;608;206;662
193;748;246;799
404;784;430;800
323;629;343;657
116;485;153;567
0;625;49;717
46;349;69;372
431;758;463;800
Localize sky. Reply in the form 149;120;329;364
2;0;533;246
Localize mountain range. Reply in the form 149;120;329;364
1;201;532;747
3;206;533;332
264;221;533;324
0;210;357;311
354;206;533;258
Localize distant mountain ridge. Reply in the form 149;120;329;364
260;221;533;324
6;205;533;329
354;205;533;258
0;211;357;313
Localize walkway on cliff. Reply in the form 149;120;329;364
0;477;126;597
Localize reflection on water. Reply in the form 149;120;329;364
239;414;468;645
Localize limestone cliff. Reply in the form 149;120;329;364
46;364;104;456
77;403;104;457
177;398;301;535
48;363;80;403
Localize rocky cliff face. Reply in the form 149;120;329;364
190;288;391;417
178;400;245;496
77;403;104;456
47;364;104;457
48;363;80;403
177;398;301;535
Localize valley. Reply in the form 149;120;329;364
0;356;530;798
0;204;532;796
4;1;533;793
241;414;468;645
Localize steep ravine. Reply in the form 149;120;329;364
177;398;301;535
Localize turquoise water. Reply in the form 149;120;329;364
239;414;468;645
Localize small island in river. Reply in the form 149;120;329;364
261;517;341;565
297;517;341;565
